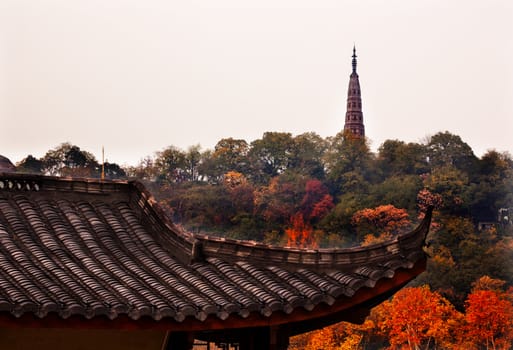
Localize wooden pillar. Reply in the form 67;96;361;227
239;327;289;350
162;331;194;350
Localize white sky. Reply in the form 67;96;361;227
1;0;512;166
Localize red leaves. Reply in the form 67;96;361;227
284;213;319;248
301;179;334;220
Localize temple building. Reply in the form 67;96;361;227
0;166;433;349
343;46;365;137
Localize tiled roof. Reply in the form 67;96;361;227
0;173;432;328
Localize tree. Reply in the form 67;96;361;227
154;146;186;183
377;286;460;350
223;171;255;219
211;138;250;177
300;179;334;221
40;143;99;177
464;288;513;349
125;156;158;180
471;150;513;224
426;131;477;173
16;155;43;174
289;132;328;179
351;204;411;242
377;139;428;177
248;132;294;184
324;130;374;196
422;165;471;215
253;173;307;227
284;213;319;248
369;175;424;212
184;144;202;181
102;162;126;179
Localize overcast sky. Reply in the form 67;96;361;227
1;0;512;166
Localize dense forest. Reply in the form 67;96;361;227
15;130;513;349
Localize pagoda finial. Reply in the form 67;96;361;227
352;45;357;73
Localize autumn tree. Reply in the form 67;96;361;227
422;165;471;215
253;174;307;226
207;138;250;181
351;204;411;243
300;179;334;221
463;280;513;349
284;213;319;248
376;286;460;349
222;171;256;237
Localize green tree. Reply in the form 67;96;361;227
40;143;99;177
377;139;428;177
426;131;478;173
289;132;328;179
16;155;43;174
154;146;186;184
102;162;127;179
324;130;374;195
423;165;471;215
211;138;250;177
471;150;513;223
368;175;423;211
184;144;202;182
248;132;294;184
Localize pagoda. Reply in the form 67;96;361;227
344;46;365;137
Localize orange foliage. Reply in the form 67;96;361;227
361;232;394;247
464;289;513;349
472;275;507;293
376;286;459;349
289;320;375;350
417;188;443;212
285;213;319;248
223;171;247;188
290;281;513;349
352;205;411;241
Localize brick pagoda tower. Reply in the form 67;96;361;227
343;46;365;137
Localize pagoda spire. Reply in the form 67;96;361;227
344;46;365;137
352;45;357;73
